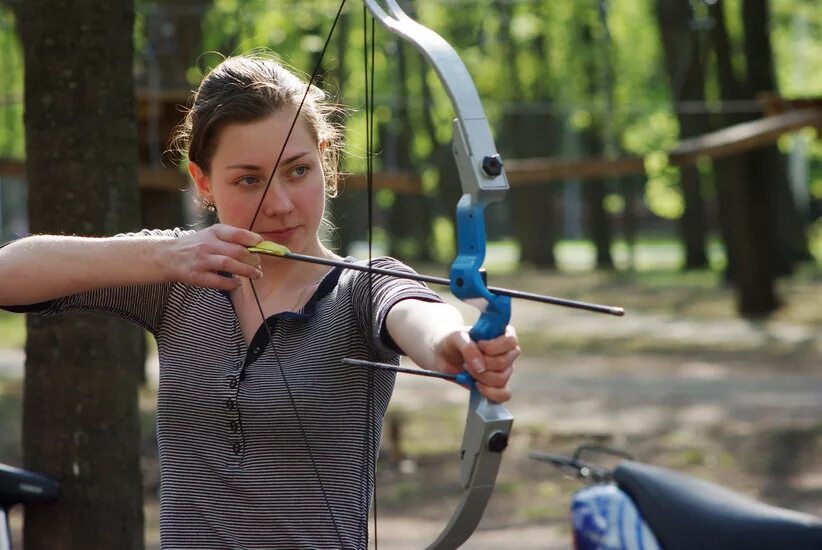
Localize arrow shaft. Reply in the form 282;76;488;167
342;358;458;381
259;250;624;317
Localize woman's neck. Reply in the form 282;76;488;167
235;243;340;311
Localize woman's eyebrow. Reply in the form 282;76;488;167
225;163;262;170
281;152;309;165
225;152;309;171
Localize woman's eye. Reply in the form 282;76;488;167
237;175;260;186
290;165;308;178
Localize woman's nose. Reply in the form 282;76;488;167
261;182;293;216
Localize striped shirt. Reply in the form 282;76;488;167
8;229;442;549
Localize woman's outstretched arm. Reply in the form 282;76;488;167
0;225;263;305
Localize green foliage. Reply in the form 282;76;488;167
604;193;625;215
772;0;822;96
609;0;666;129
0;7;24;158
809;218;822;261
431;215;455;264
623;112;679;156
0;311;24;349
644;172;684;220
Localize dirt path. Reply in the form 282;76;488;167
371;293;822;547
3;286;821;548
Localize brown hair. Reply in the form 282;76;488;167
173;53;342;195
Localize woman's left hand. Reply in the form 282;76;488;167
432;326;519;403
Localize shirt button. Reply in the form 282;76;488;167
229;377;238;389
226;399;236;410
232;442;242;455
252;346;261;355
230;421;239;433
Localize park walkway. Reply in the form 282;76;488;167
3;296;821;548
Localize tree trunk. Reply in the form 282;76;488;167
580;127;614;270
503;112;560;269
654;0;710;269
708;0;745;283
327;9;359;256
579;19;613;270
496;0;559;269
708;0;779;315
742;1;811;272
388;28;432;261
16;1;144;548
421;64;461;249
620;175;643;271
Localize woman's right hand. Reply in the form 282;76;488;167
167;224;264;291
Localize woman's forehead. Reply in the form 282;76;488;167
212;112;318;166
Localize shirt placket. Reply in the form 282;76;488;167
225;320;276;468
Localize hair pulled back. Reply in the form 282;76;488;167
173;53;342;195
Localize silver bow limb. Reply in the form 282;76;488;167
363;2;514;548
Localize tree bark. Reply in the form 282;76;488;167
654;0;710;269
708;0;779;315
497;0;559;269
16;1;144;548
503;112;561;269
706;0;741;282
579;18;614;270
581;128;615;270
742;1;811;273
388;25;432;261
326;9;359;256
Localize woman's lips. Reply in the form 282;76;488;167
260;227;298;242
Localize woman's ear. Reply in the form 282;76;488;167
188;161;213;204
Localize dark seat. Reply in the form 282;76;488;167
614;460;822;550
0;463;59;509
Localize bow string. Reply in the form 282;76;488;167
243;2;622;548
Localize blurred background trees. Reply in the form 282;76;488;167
0;0;819;546
0;0;820;310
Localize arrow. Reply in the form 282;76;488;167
341;358;475;388
249;241;625;317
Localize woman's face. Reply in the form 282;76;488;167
190;109;327;256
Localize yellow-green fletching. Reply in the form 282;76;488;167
247;241;291;256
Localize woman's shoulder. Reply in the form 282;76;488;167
340;255;441;299
346;255;418;274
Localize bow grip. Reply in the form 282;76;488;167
450;197;512;344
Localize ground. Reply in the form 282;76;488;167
2;264;821;549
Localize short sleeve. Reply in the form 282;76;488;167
348;256;443;360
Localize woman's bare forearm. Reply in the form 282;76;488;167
0;235;174;305
386;300;464;371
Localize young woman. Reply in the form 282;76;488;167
0;54;518;549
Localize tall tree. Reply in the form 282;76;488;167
654;0;710;269
580;11;614;270
742;0;811;273
387;1;433;261
14;1;144;548
707;0;780;315
706;0;745;281
499;0;561;269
